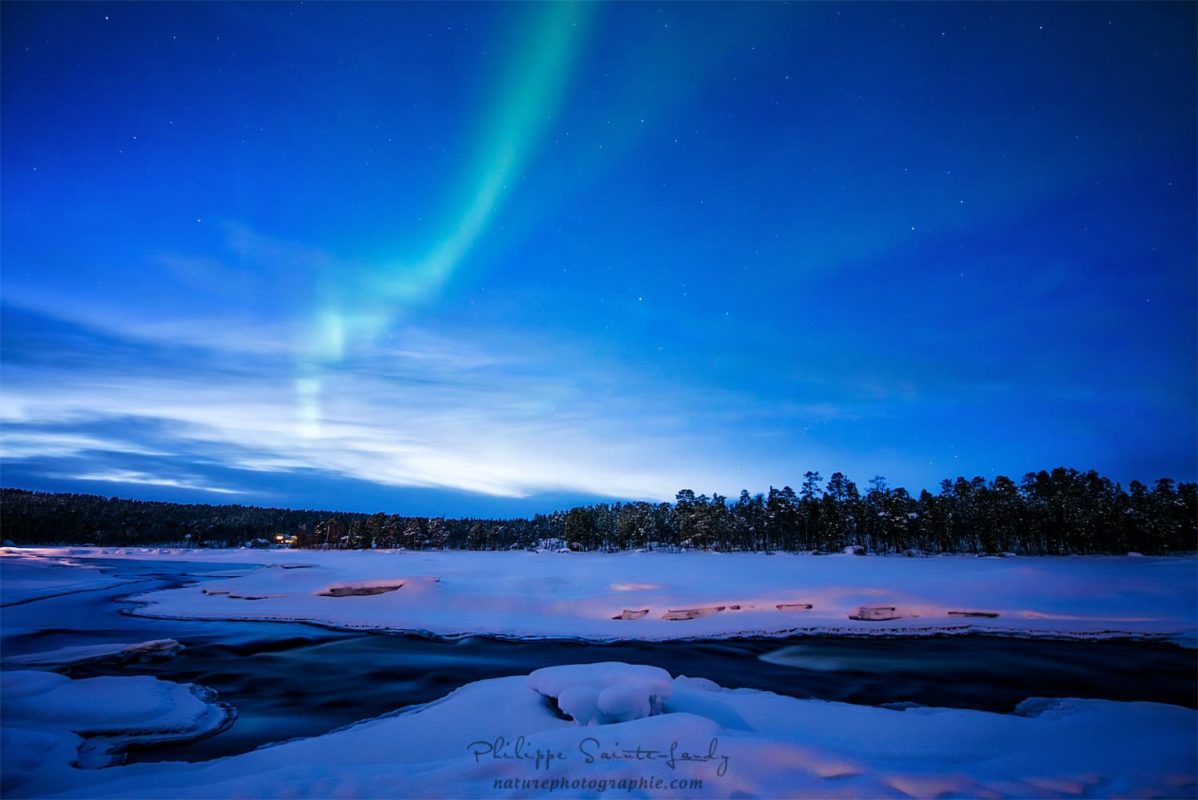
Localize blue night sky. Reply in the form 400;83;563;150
2;2;1195;516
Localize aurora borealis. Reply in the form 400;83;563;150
2;2;1195;515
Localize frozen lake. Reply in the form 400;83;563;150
3;556;1193;766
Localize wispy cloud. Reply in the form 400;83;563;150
49;469;246;496
1;302;829;503
0;430;169;460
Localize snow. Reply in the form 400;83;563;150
6;662;1193;799
1;670;232;790
529;663;673;725
2;671;215;735
2;549;1193;797
4;547;1189;642
0;551;127;606
4;639;183;667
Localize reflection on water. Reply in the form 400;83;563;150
2;558;1194;765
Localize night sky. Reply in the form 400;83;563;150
2;2;1195;516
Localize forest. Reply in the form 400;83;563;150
1;467;1194;555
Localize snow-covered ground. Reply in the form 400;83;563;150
4;661;1194;799
4;547;1192;642
0;553;130;606
2;548;1195;798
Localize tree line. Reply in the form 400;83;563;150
1;467;1194;555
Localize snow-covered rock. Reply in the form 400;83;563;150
5;639;183;668
529;663;673;725
849;605;902;621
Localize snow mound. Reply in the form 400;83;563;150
528;662;673;725
1;670;233;780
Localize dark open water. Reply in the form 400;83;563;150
2;558;1194;765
